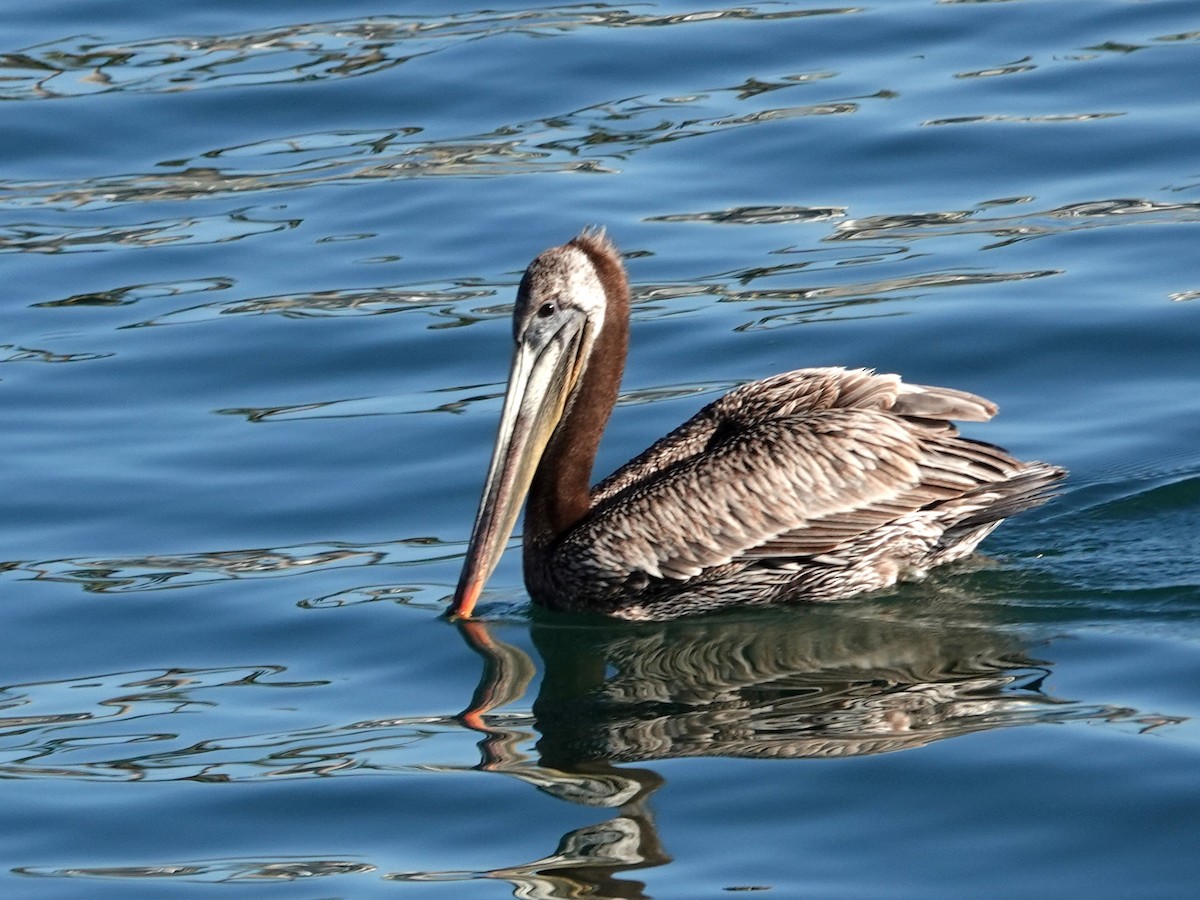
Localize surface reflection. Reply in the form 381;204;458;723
9;542;396;593
440;604;1180;897
0;208;299;254
462;605;1157;766
1;6;859;102
15;857;376;884
1;601;1182;895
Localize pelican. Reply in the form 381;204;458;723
449;230;1064;620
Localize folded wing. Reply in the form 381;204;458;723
571;368;1060;584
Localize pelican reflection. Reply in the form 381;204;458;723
417;602;1173;899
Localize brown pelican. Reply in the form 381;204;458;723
449;230;1064;620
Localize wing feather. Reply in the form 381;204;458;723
564;367;1041;585
570;409;926;581
591;367;915;505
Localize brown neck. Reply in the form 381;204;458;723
526;235;629;547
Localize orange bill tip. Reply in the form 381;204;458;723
447;580;481;620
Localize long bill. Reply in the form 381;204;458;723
448;320;586;618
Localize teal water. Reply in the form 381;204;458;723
2;1;1199;897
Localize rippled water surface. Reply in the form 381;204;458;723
3;1;1199;897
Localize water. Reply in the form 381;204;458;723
2;1;1199;897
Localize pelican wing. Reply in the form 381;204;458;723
591;368;992;506
572;368;1022;582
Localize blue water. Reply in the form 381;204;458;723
2;1;1199;897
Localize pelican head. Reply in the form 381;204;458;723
449;235;614;618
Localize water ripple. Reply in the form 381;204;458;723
124;281;495;327
15;858;375;883
648;204;847;225
830;197;1200;248
633;265;1061;331
0;132;610;212
924;112;1123;126
31;277;235;308
991;468;1200;611
0;611;1182;785
117;256;1059;336
218;383;509;421
0;664;465;783
2;540;451;594
0;665;321;737
955;57;1037;80
0;208;298;253
0;5;861;101
0;88;862;210
1;344;112;364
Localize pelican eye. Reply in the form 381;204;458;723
536;301;556;319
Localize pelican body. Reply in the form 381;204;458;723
450;231;1064;620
